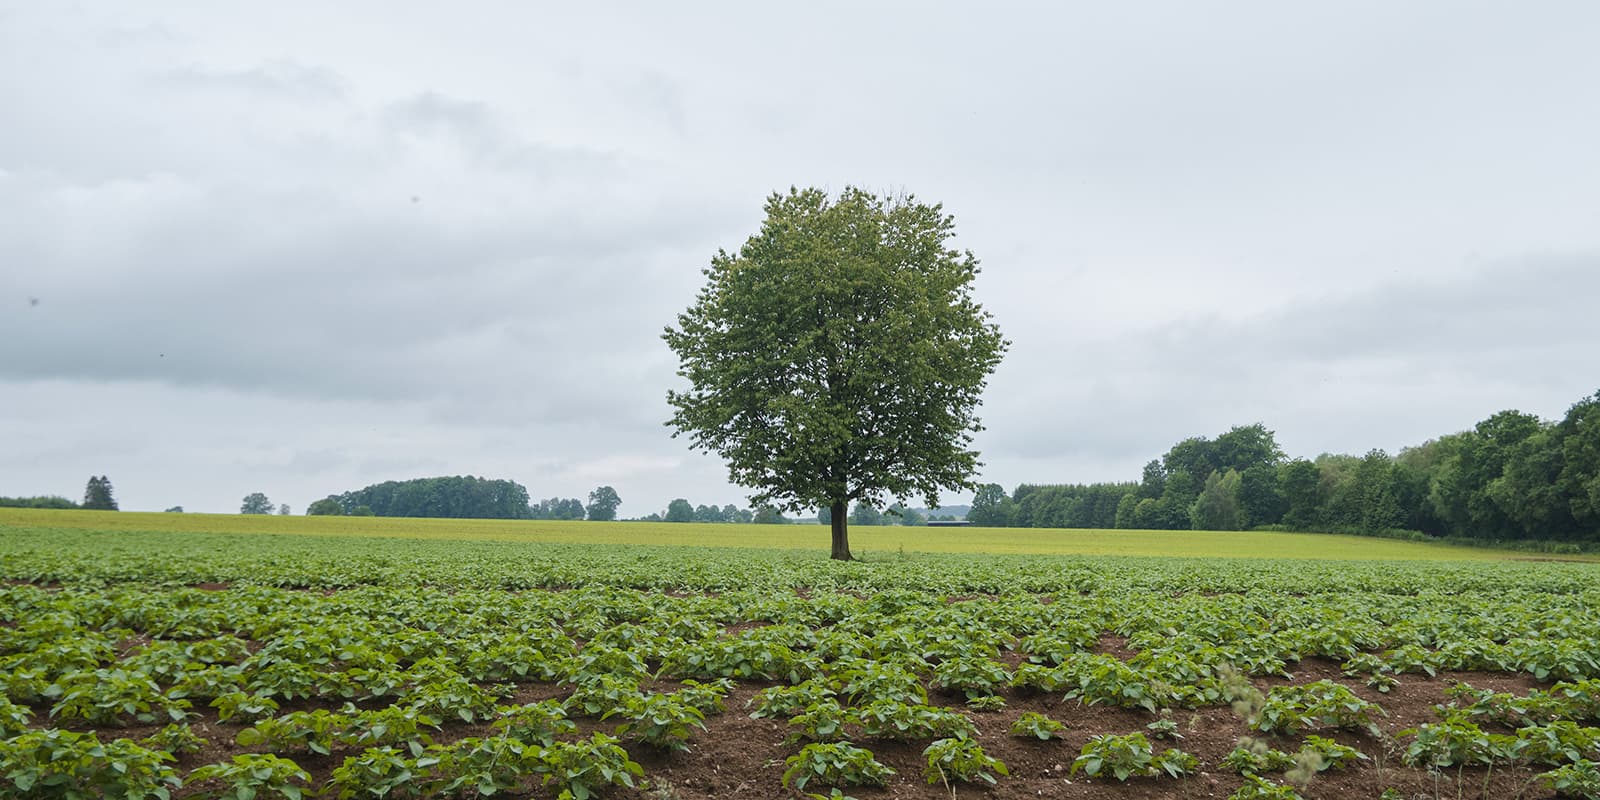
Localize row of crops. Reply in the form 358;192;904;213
2;525;1600;798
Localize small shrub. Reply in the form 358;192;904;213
604;692;706;751
1071;732;1196;780
187;753;312;800
539;733;645;800
1229;774;1305;799
0;730;180;800
1009;711;1064;740
140;722;207;756
923;737;1008;785
782;742;895;791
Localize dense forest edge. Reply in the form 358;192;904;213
969;388;1600;552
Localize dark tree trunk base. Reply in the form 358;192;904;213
829;500;852;561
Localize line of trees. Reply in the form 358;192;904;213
324;476;533;520
969;388;1600;545
2;477;120;511
634;500;783;524
308;477;624;522
817;503;931;526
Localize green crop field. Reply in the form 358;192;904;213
0;507;1542;561
3;511;1600;800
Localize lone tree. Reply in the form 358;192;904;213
586;486;622;521
664;187;1007;560
82;476;118;511
240;492;274;515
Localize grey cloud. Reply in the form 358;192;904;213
155;61;349;102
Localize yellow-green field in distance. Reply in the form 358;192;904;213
0;507;1562;562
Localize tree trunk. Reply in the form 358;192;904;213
829;499;853;561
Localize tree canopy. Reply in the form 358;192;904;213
586;486;622;521
336;476;532;519
82;476;117;511
664;187;1007;559
240;492;274;515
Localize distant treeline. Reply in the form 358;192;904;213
325;476;534;519
0;495;80;509
312;476;614;521
971;388;1600;546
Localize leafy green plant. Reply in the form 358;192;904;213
325;746;433;800
1009;711;1064;740
782;742;895;791
674;678;733;714
424;736;537;798
1297;735;1367;770
0;696;33;737
1228;774;1305;799
563;674;644;718
966;695;1006;711
44;667;192;725
748;681;836;720
931;657;1011;700
1400;716;1517;768
828;660;927;706
0;729;181;800
493;700;576;747
539;733;645;800
1062;654;1170;712
1220;740;1296;775
340;705;440;755
923;736;1008;785
605;692;706;751
1146;716;1182;740
786;699;852;744
397;673;504;723
187;753;312;800
851;701;974;741
140;722;207;755
210;690;280;723
1071;732;1196;780
1515;721;1600;766
236;709;351;755
1539;759;1600;798
1253;680;1383;735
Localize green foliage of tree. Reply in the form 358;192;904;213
1238;464;1287;528
0;495;79;509
1214;423;1286;472
240;492;274;515
531;497;585;520
1557;391;1600;531
1279;459;1323;530
306;498;343;516
663;186;1007;560
586;486;622;521
1011;483;1132;529
335;476;533;520
752;506;788;524
1152;471;1199;530
278;504;291;516
967;483;1012;527
850;503;884;527
82;476;118;511
665;499;694;523
896;506;927;526
1190;469;1244;531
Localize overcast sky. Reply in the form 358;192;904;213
3;2;1599;516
